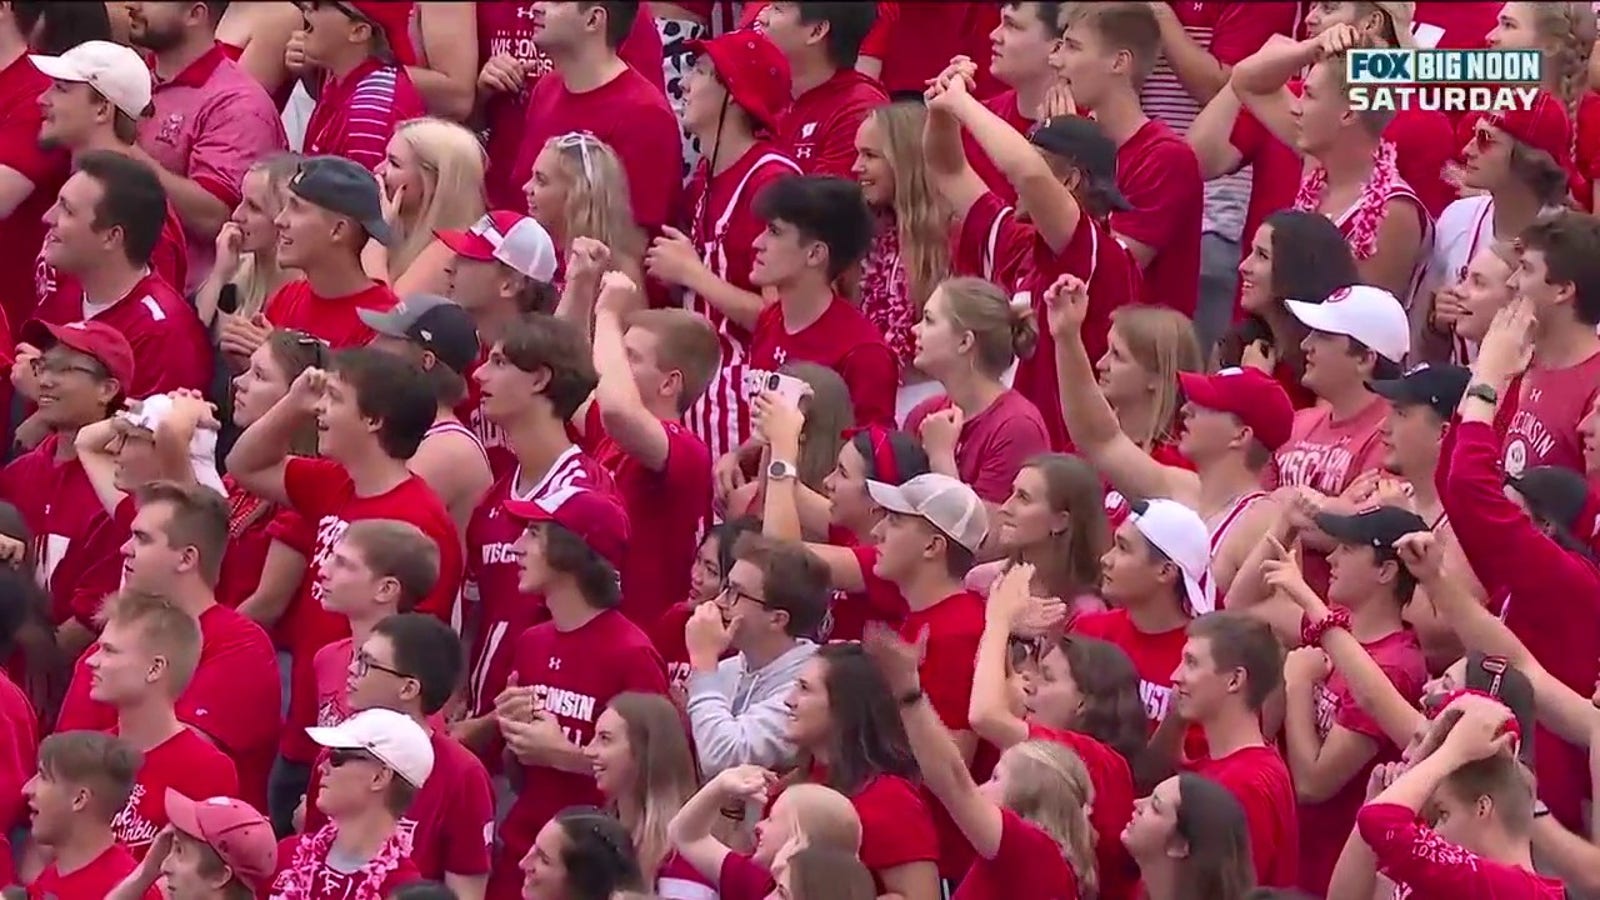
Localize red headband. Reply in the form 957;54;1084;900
842;425;899;485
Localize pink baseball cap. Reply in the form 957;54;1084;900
164;790;278;890
436;210;559;283
1177;367;1296;452
504;486;630;569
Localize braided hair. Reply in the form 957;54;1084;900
1528;2;1597;162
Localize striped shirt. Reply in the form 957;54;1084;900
304;57;425;172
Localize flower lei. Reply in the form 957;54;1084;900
1292;139;1401;261
272;822;411;900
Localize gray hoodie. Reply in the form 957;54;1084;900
686;640;817;776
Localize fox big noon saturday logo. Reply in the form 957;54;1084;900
1345;48;1542;112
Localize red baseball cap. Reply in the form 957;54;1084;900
1461;90;1574;184
300;1;417;66
20;319;135;390
164;790;278;891
504;486;630;569
436;210;559;282
687;30;792;134
1177;367;1295;452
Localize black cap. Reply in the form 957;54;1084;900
1368;363;1471;419
288;156;393;246
1313;505;1430;559
1505;465;1594;534
1028;116;1133;212
358;294;480;374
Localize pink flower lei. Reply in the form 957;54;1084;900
273;822;412;900
1292;139;1401;261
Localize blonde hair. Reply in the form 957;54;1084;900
935;277;1038;378
605;693;700;884
781;362;855;491
1523;1;1596;161
868;101;951;317
1108;305;1203;448
388;117;487;277
780;783;863;852
1002;741;1099;899
542;133;646;265
233;153;302;317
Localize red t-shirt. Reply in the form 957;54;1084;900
496;610;669;875
262;279;398;349
463;448;616;717
1026;723;1137;900
966;90;1038;205
476;2;665;209
1186;745;1299;887
36;206;190;333
953;806;1079;900
1275;396;1391;592
0;673;37;833
1071;608;1186;725
1573;92;1600;211
507;65;682;232
31;269;211;398
748;297;898;427
0;52;67;328
112;728;240;858
0;437;109;626
779;768;940;891
278;459;462;763
904;391;1050;503
28;843;149;900
869;2;999;97
777;68;888;178
1356;802;1563;898
269;832;423;899
216;475;314;616
303;58;425;172
578;403;710;625
1495;350;1600;479
718;850;775;900
1110;118;1202;317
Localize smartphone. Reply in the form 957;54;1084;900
742;369;811;407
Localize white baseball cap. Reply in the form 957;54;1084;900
435;210;559;283
31;41;153;120
306;708;434;788
1284;284;1411;364
866;473;989;554
1129;498;1215;616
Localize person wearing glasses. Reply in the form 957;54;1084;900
302;613;495;900
271;707;435;898
682;535;827;776
296;0;425;174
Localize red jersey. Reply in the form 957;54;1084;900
747;297;898;427
303;58;425;172
1027;723;1137;900
262;279;397;349
1275;397;1391;592
112;728;240;858
1071;609;1186;725
777;68;888;178
1573;92;1600;211
28;844;148;900
680;143;801;462
464;447;616;716
1110;118;1202;316
953;807;1079;900
904;391;1050;503
476;1;665;209
36;207;190;333
269;831;423;899
1186;745;1299;887
458;349;514;480
0;673;36;833
216;476;314;616
1356;802;1563;898
494;611;669;888
0;52;67;327
578;403;710;625
278;459;462;764
31;269;211;397
0;437;109;626
507;65;682;232
1495;350;1600;479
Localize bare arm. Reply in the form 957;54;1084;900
1357;202;1425;299
235;540;308;630
1229;35;1322;151
0;167;38;219
923;102;988;222
592;289;671;470
946;85;1081;253
1187;86;1248;180
409;2;480;122
1284;673;1382;803
1150;3;1231;105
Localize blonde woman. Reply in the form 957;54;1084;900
364;117;487;296
200;153;303;330
523;131;648;289
851;100;953;417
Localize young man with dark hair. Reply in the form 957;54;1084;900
684;535;825;775
0;0;70;328
490;484;670;899
297;0;425;172
54;480;280;817
23;731;144;896
1170;610;1298;888
507;0;681;235
302;613;495;898
757;2;886;176
962;1;1067;201
572;275;718;626
747;174;896;426
226;347;462;833
90;591;239;858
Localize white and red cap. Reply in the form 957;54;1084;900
1284;284;1410;364
1129;498;1215;616
164;791;278;890
504;485;631;569
306;708;435;788
31;40;152;118
1177;367;1296;452
436;210;559;283
865;473;989;554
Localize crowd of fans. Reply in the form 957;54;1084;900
0;1;1597;899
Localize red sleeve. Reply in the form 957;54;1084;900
1109;138;1202;256
1578;95;1600;181
619;641;672;696
441;756;495;875
919;626;979;733
859;3;898;57
1207;4;1298;64
264;506;315;557
147;231;189;322
718;851;776;899
856;778;940;871
65;515;126;630
1357;802;1515;895
128;313;212;397
609;98;685;231
847;545;909;619
284;457;351;522
176;623;281;754
837;343;899;427
809;90;884;179
967;404;1050;504
1229;105;1270;160
0;104;63;184
185;92;286;210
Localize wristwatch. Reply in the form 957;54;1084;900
1465;383;1499;406
767;459;798;481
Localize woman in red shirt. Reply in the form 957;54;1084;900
652;516;760;691
722;362;856;525
521;807;648;899
1122;773;1257;900
522;133;648;287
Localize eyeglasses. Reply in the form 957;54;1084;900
553;131;601;183
328;747;380;767
31;355;106;379
717;583;769;610
354;651;414;682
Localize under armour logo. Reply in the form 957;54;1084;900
515;6;538;19
549;657;561;670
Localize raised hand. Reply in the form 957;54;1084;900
1043;273;1089;339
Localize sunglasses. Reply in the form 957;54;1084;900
553;131;601;183
328;748;379;768
281;329;330;369
1470;126;1500;151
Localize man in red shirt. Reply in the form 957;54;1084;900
757;2;885;178
1053;2;1202;318
507;1;681;235
23;731;145;898
0;1;70;328
271;708;432;897
747;175;897;425
53;481;280;816
1169;610;1299;888
90;591;240;858
150;791;279;899
963;2;1066;202
298;0;425;172
575;276;717;626
306;613;495;896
